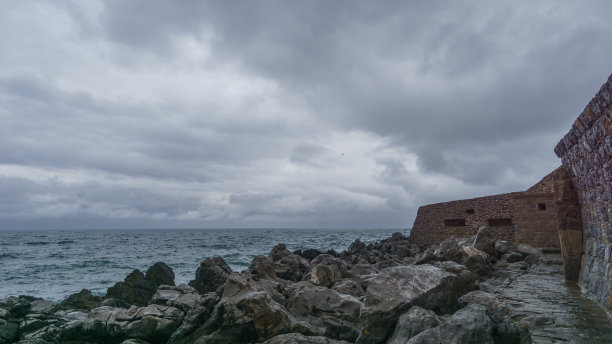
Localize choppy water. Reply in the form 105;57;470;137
0;228;399;301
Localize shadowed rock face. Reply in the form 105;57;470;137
105;270;159;307
146;262;175;287
188;256;232;295
356;265;459;344
60;289;101;311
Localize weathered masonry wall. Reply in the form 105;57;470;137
410;193;518;246
554;74;612;316
514;192;559;248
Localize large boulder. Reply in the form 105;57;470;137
145;262;175;286
269;243;292;261
331;279;365;298
275;254;310;282
61;289;102;311
188;256;232;294
105;270;159;306
190;290;293;343
123;304;185;344
248;255;277;281
304;254;350;287
473;227;497;262
285;282;363;342
167;292;220;344
387;306;441;344
461;246;492;277
348;239;367;255
263;333;352;344
406;304;496;343
356;265;458;344
150;284;203;313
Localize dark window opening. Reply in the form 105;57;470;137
465;209;475;214
445;219;466;227
488;218;513;226
538;203;546;211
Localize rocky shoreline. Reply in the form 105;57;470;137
1;228;544;344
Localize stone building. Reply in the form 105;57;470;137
554;74;612;317
410;167;570;250
410;73;612;318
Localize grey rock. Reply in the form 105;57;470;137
124;305;185;344
356;265;458;344
387;306;441;344
331;279;365;298
516;245;542;265
474;226;497;262
269;243;292;261
0;319;19;343
248;255;277;281
145;262;175;287
29;300;58;315
348;239;367;254
501;252;524;263
192;290;293;343
263;333;351;344
188;256;232;295
105;269;159;306
167;292;220;344
61;289;101;310
433;261;477;295
294;249;323;261
407;304;495;344
150;284;203;313
461;246;491;277
495;241;514;257
285;282;363;342
275;254;310;282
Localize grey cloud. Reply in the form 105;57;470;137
1;1;611;229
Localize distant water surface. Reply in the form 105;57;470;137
0;228;401;301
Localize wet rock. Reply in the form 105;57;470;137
294;248;323;261
501;252;524;263
331;279;365;298
474;226;497;262
0;296;36;319
275;254;310;282
263;333;352;344
495;241;514;257
269;243;292;261
248;255;277;281
461;246;491;277
101;297;133;309
348;239;367;254
167;292;220;344
407;304;495;344
0;319;19;343
356;265;458;344
304;254;350;287
145;262;175;287
150;284;203;313
194;290;293;343
188;256;232;295
285;282;363;342
105;270;159;307
61;289;101;310
433;261;477;296
387;306;441;344
347;264;377;277
517;245;542;265
123;304;185;344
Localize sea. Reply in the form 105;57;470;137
0;228;403;301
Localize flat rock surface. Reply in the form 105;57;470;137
497;254;612;343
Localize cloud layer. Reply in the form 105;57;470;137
1;1;611;229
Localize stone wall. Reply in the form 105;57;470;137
554;74;612;316
410;193;519;246
514;192;559;248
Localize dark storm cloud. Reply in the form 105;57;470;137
1;1;611;229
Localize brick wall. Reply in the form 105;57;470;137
554;74;612;316
410;193;519;246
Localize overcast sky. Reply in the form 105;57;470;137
1;1;611;230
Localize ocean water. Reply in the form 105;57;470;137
0;228;402;301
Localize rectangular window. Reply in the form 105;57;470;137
538;203;546;211
444;219;466;227
465;209;475;214
487;218;513;226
